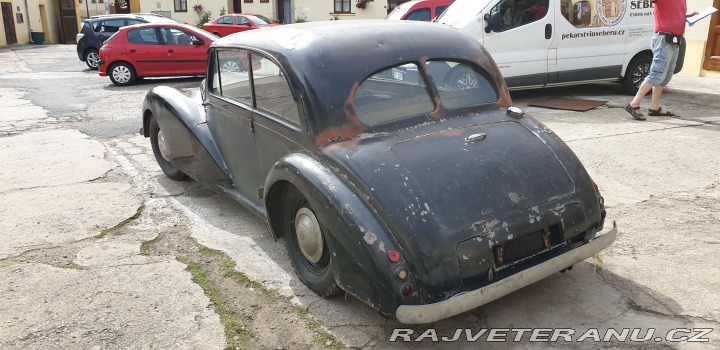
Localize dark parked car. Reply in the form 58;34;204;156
141;21;617;324
76;13;176;70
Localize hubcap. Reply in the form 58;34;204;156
453;73;479;90
221;60;240;72
633;63;650;87
87;52;99;68
157;129;171;161
112;66;131;83
295;207;324;264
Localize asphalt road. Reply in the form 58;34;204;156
0;44;718;349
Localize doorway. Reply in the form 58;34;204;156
703;0;720;71
2;2;17;45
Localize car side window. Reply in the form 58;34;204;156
354;63;435;125
213;49;253;105
406;8;431;21
428;60;498;109
436;5;449;17
488;0;548;32
218;16;233;25
127;28;160;45
128;20;145;25
237;17;249;25
160;27;195;46
250;54;299;124
560;0;616;27
98;19;125;33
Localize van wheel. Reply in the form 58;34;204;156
622;54;651;95
444;65;479;90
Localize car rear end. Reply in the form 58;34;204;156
97;31;123;77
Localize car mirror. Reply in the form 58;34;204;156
192;39;204;46
485;12;502;33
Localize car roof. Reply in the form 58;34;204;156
211;20;507;136
87;13;176;23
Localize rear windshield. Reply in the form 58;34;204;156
353;61;498;126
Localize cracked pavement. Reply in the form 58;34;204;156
0;44;718;349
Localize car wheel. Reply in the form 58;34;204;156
149;114;187;180
444;65;479;90
85;49;100;70
220;59;241;72
213;32;221;37
109;62;137;86
622;54;651;95
283;186;341;297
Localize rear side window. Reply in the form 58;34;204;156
354;63;435;125
218;16;234;24
96;19;125;33
428;61;498;109
127;28;160;45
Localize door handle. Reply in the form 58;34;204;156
129;49;136;53
168;49;174;53
545;23;552;39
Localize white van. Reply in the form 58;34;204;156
436;0;685;93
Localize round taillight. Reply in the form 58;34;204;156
397;269;408;280
400;283;413;296
388;250;400;263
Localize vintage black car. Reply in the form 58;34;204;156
141;20;617;324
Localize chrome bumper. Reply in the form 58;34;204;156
396;222;618;324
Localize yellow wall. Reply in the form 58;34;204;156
677;0;714;76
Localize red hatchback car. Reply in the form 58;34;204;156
98;23;217;86
202;13;279;37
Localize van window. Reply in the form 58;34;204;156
406;8;432;21
561;0;622;27
487;0;549;32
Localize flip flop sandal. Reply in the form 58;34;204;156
625;104;646;121
648;107;675;116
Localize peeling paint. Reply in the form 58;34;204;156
379;241;386;252
508;192;520;203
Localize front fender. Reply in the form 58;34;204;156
264;153;420;315
142;86;229;181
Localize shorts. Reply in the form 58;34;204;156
644;33;680;87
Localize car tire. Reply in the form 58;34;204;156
622;54;651;95
149;114;187;181
213;32;221;37
85;49;100;70
282;186;341;297
109;62;138;86
444;65;480;90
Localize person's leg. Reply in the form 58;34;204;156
630;81;653;108
649;44;679;113
626;34;669;119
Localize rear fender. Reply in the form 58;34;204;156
264;153;421;315
142;86;229;181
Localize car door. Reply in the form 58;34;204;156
123;27;167;76
160;27;209;75
246;52;303;182
217;15;236;37
205;49;264;204
481;0;554;87
234;16;254;33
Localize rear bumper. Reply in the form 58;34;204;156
395;221;618;324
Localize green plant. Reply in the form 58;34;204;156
219;6;226;16
294;15;307;23
195;10;212;28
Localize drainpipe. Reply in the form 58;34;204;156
23;0;32;42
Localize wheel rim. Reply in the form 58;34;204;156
632;63;650;87
112;65;132;84
157;129;171;162
295;207;324;264
221;60;240;72
87;51;99;68
453;73;479;90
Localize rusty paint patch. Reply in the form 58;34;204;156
316;82;368;148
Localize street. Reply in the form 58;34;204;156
0;44;718;349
